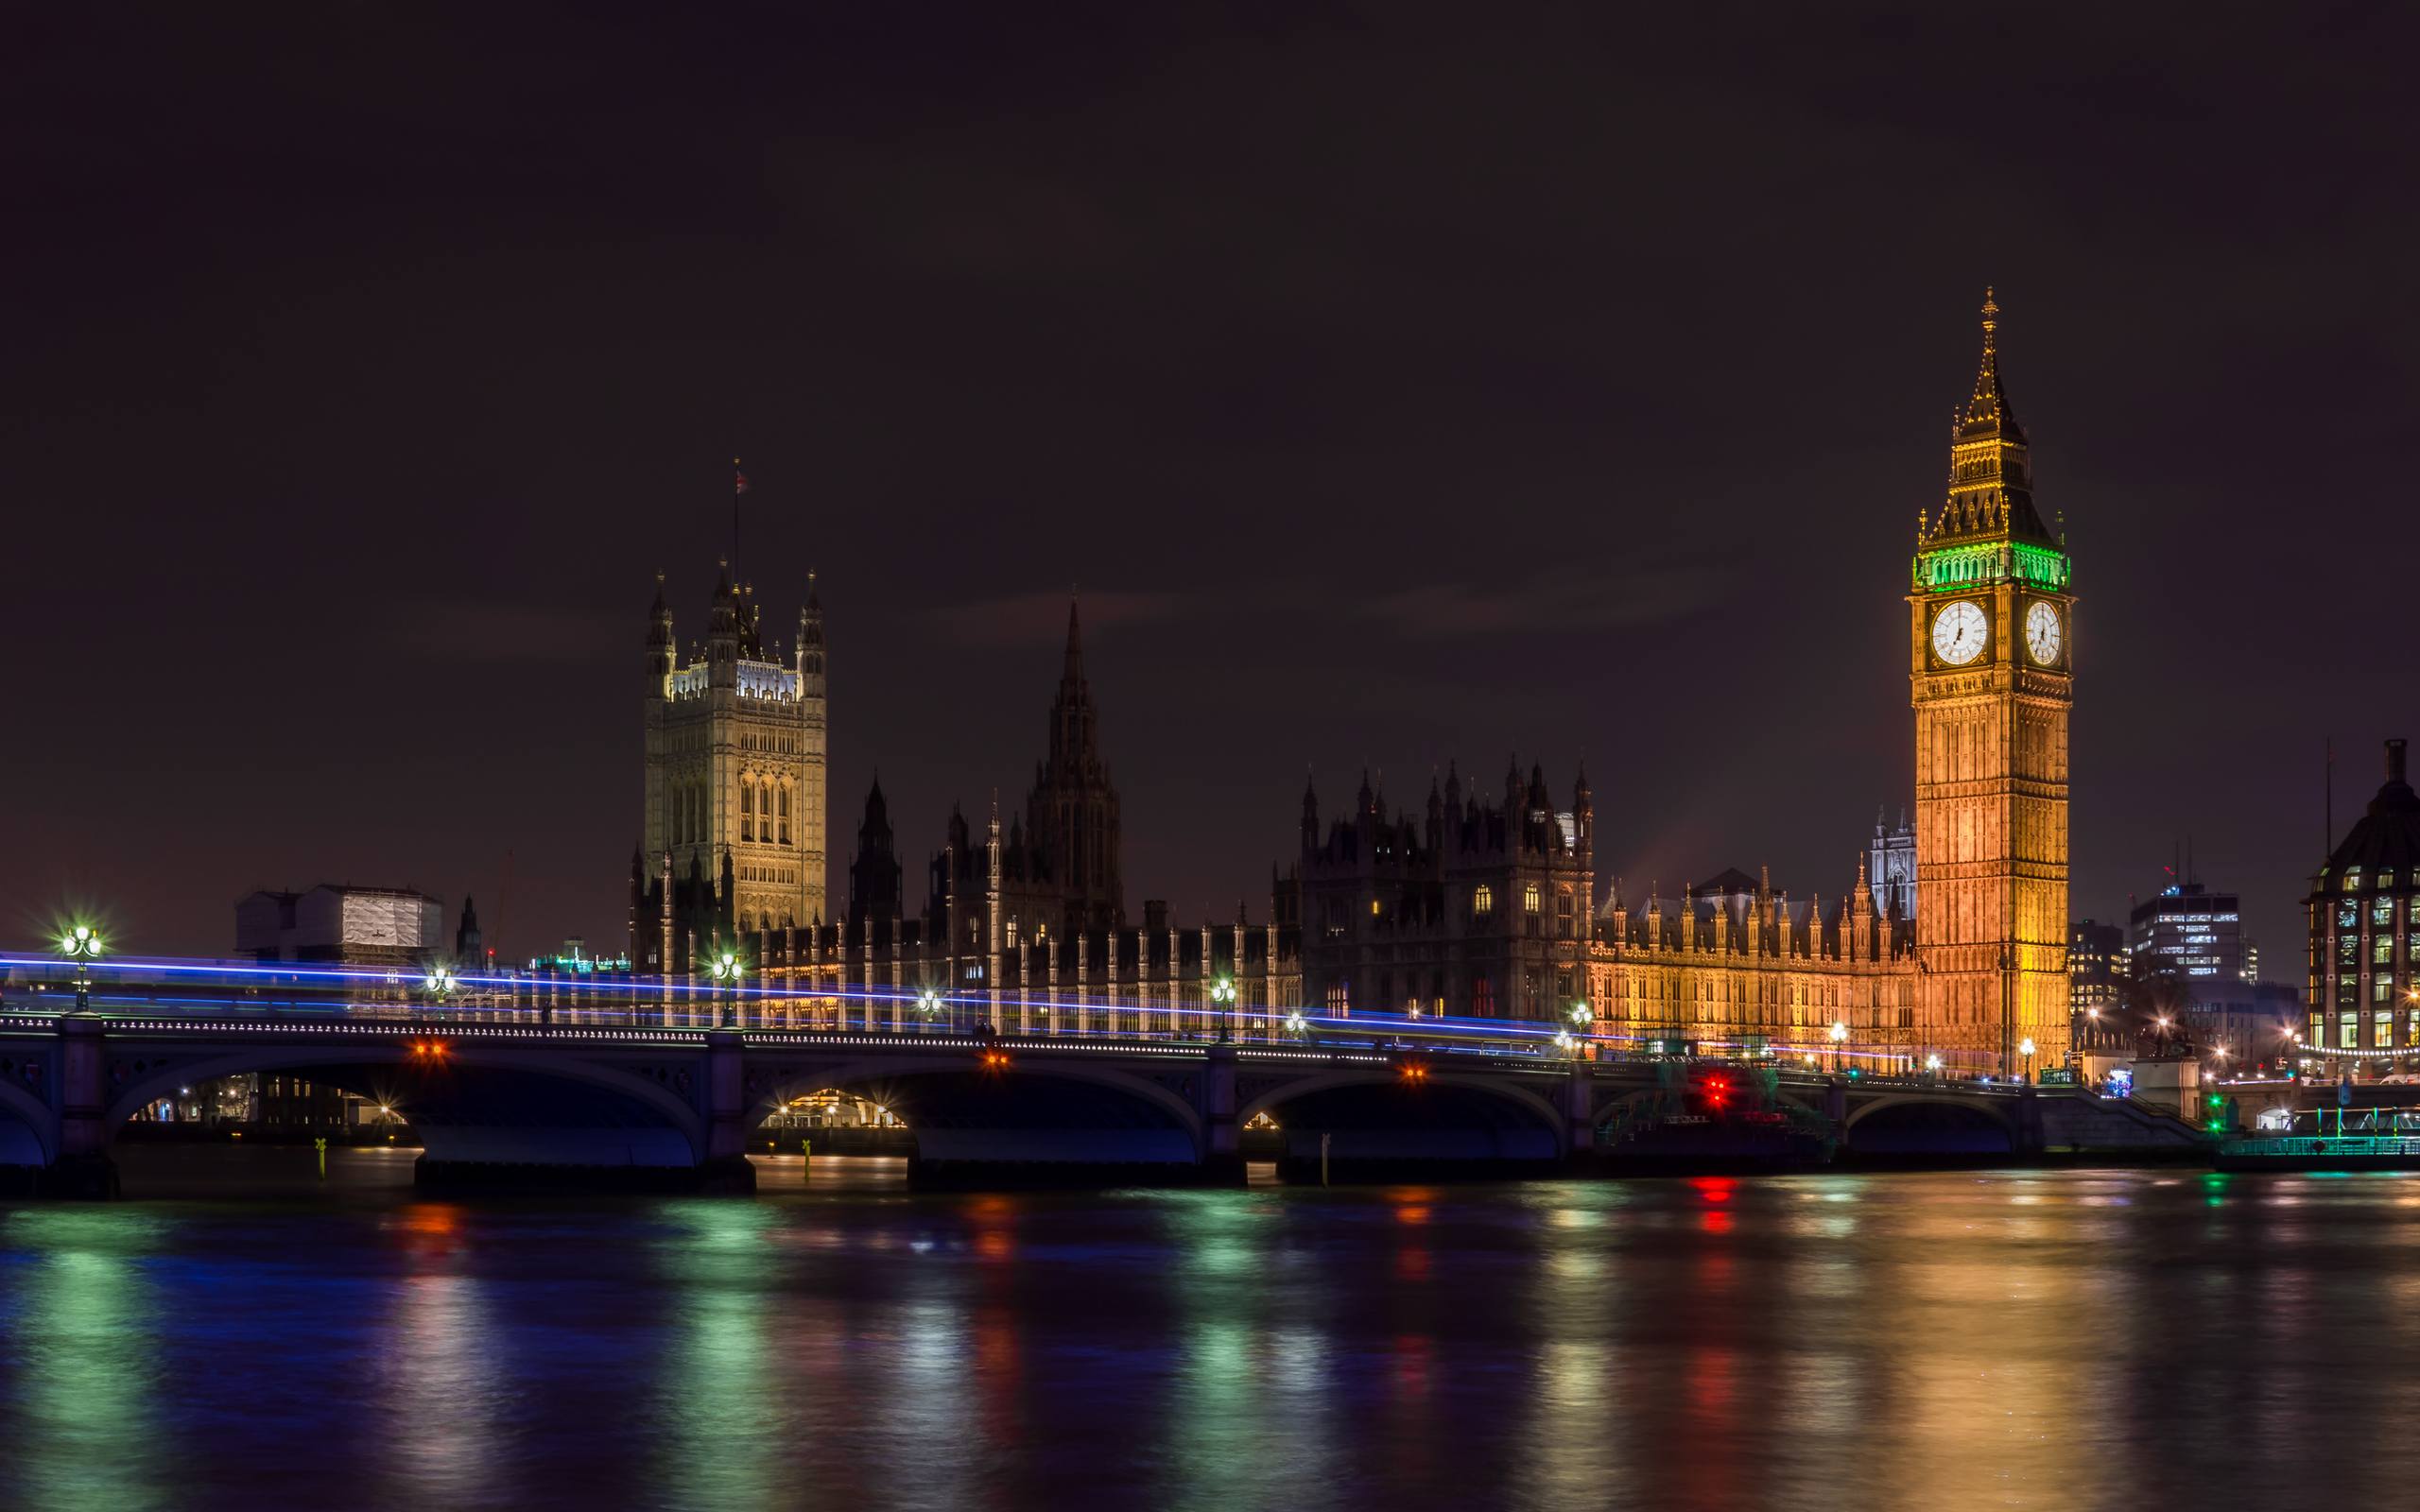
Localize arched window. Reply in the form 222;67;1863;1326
778;784;791;845
1473;972;1495;1016
742;781;756;843
1473;884;1495;916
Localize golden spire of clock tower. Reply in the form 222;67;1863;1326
1921;288;2058;550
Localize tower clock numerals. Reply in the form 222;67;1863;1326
2025;600;2062;665
1930;600;1988;665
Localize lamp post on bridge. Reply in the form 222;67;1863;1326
1828;1019;1849;1074
2019;1036;2037;1085
422;965;457;1019
1211;975;1236;1044
917;986;944;1035
709;951;742;1029
56;924;104;1013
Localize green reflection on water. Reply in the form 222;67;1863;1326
649;1200;779;1512
3;1209;169;1512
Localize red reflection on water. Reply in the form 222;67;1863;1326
1392;1332;1432;1400
1701;1209;1733;1234
1396;1246;1431;1281
1691;1177;1736;1203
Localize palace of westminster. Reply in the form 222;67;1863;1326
628;296;2075;1073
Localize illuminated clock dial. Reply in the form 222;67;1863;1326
1931;600;1987;665
2025;600;2062;665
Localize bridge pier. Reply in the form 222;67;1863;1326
1199;1041;1243;1184
1562;1058;1601;1174
45;1016;118;1198
698;1029;757;1194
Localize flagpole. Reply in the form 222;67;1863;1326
732;455;742;585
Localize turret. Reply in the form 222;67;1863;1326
707;564;739;688
797;570;826;694
646;574;675;690
1573;761;1594;861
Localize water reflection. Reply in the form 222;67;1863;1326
648;1201;778;1512
0;1209;168;1512
1;1163;2419;1507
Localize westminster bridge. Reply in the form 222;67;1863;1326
0;993;2209;1196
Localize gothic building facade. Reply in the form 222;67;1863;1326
618;296;2071;1073
1288;294;2074;1074
631;567;828;974
1292;762;1595;1022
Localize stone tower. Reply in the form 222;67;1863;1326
1026;599;1124;935
1908;290;2074;1071
640;566;829;948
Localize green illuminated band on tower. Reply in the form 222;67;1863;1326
1910;541;2071;593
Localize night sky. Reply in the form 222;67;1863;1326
9;4;2415;967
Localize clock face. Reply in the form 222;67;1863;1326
2025;600;2062;665
1931;600;1988;665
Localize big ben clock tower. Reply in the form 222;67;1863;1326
1910;290;2073;1073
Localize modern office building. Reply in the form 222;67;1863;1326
2130;885;2247;987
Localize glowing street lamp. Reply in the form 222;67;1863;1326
57;923;103;1012
709;951;741;1027
1569;1002;1592;1027
1552;1030;1577;1057
2019;1036;2037;1082
1925;1053;1944;1077
916;986;944;1033
1284;1010;1308;1040
421;965;457;1014
1211;976;1236;1043
1828;1019;1848;1073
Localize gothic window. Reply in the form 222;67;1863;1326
1474;885;1495;916
778;784;792;846
740;782;755;843
1473;973;1495;1016
1524;884;1542;913
1006;920;1019;949
1556;890;1575;939
1326;981;1350;1013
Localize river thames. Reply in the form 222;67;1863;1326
1;1151;2411;1510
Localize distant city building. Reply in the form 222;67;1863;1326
2306;738;2420;1058
2130;885;2246;986
1869;809;1916;919
2069;919;2127;1042
234;885;444;965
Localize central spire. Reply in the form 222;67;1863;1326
1919;288;2060;556
1062;596;1084;688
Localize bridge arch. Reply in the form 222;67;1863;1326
1841;1092;2015;1155
1238;1067;1565;1137
103;1042;711;1166
0;1075;55;1164
759;1053;1210;1169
